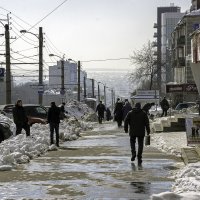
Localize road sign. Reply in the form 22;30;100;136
0;68;5;77
60;89;65;95
38;84;44;94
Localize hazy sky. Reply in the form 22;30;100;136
0;0;191;75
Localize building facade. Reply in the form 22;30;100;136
154;5;181;95
161;12;184;92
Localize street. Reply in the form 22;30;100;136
0;122;181;200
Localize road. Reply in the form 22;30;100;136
0;122;182;200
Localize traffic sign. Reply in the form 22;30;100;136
0;68;5;77
60;89;65;95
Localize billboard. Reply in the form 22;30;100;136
166;83;198;93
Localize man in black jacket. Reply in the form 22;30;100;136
47;102;61;147
13;99;30;136
96;101;106;124
124;102;150;165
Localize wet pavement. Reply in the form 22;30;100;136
0;122;182;200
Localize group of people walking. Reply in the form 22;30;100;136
11;96;169;166
12;100;66;147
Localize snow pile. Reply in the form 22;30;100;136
172;163;200;193
0;101;94;171
65;100;96;120
151;191;200;200
151;132;187;157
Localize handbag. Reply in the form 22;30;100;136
145;135;150;146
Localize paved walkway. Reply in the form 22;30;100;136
0;122;182;199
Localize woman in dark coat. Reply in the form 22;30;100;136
122;99;132;120
114;98;124;127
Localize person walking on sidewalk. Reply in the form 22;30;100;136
122;99;132;121
160;97;169;117
96;101;106;124
13;99;30;136
114;98;124;127
124;102;150;165
47;102;61;147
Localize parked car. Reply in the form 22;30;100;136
175;102;196;111
0;104;48;125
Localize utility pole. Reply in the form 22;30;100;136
98;83;100;102
84;76;86;99
5;24;11;104
92;79;95;98
77;60;81;101
61;59;65;103
104;85;106;108
38;27;43;105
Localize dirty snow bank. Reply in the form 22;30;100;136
0;101;95;171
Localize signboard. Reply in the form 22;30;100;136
166;84;198;93
38;84;44;94
136;90;159;96
0;68;5;82
186;117;200;146
0;68;5;77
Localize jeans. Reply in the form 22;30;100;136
130;136;144;161
50;123;59;146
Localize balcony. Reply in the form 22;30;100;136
153;32;158;38
177;36;185;46
153;23;158;28
178;57;185;66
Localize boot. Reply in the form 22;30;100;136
131;151;136;162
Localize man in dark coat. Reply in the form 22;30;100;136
106;107;111;121
96;101;106;124
47;102;61;147
122;99;132;121
160;97;169;117
124;102;150;165
13;99;30;136
114;98;124;127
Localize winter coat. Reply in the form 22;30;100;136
13;105;28;125
114;101;123;121
96;104;106;117
122;102;132;120
47;105;61;124
124;108;150;137
160;99;169;110
142;103;151;114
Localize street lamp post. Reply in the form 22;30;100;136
20;27;43;105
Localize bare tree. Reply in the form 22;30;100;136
129;40;157;90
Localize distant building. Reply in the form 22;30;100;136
153;4;181;94
161;12;184;93
49;60;77;91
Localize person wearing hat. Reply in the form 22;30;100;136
13;99;30;136
124;102;150;165
47;102;61;147
160;96;169;117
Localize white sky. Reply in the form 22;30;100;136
0;0;191;74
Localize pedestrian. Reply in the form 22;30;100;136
60;102;66;120
47;102;61;147
106;107;111;121
96;101;106;124
160;97;169;117
122;99;132;121
142;102;155;115
114;98;124;127
124;102;150;165
12;99;30;136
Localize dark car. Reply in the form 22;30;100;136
0;104;48;125
175;102;196;111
